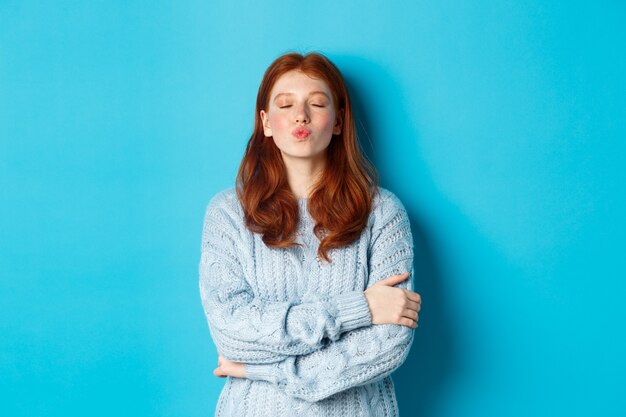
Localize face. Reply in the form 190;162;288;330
260;70;342;165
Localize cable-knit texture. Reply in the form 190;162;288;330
199;186;415;416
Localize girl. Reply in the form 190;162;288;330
199;52;421;416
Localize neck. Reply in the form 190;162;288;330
281;153;327;199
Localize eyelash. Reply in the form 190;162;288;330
278;104;325;109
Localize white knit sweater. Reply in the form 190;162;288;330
199;186;415;416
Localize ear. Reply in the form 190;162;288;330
333;112;343;135
260;110;272;137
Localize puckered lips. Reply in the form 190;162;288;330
292;126;311;140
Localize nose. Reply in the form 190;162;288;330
294;103;309;124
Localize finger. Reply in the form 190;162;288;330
405;300;421;312
402;309;418;320
399;317;416;328
401;317;419;328
405;291;421;303
376;272;409;286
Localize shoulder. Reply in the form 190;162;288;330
368;187;413;253
203;186;245;228
370;186;408;219
368;186;411;241
206;186;239;211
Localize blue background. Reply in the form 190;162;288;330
1;1;625;416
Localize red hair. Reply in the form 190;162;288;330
236;52;379;263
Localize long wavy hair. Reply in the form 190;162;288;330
236;52;379;263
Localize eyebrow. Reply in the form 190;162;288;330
273;91;330;102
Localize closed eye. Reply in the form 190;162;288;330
279;105;292;108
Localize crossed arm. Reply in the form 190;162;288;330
199;190;416;402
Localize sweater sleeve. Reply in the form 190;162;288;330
244;190;415;402
198;191;373;364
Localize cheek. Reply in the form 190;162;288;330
269;113;290;130
317;112;336;130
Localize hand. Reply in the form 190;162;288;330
364;272;421;328
213;354;247;379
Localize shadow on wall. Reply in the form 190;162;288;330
336;54;460;417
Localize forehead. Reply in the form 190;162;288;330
270;70;333;98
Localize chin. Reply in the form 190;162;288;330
282;150;326;160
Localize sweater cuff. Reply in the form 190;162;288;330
245;362;282;384
334;291;372;333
